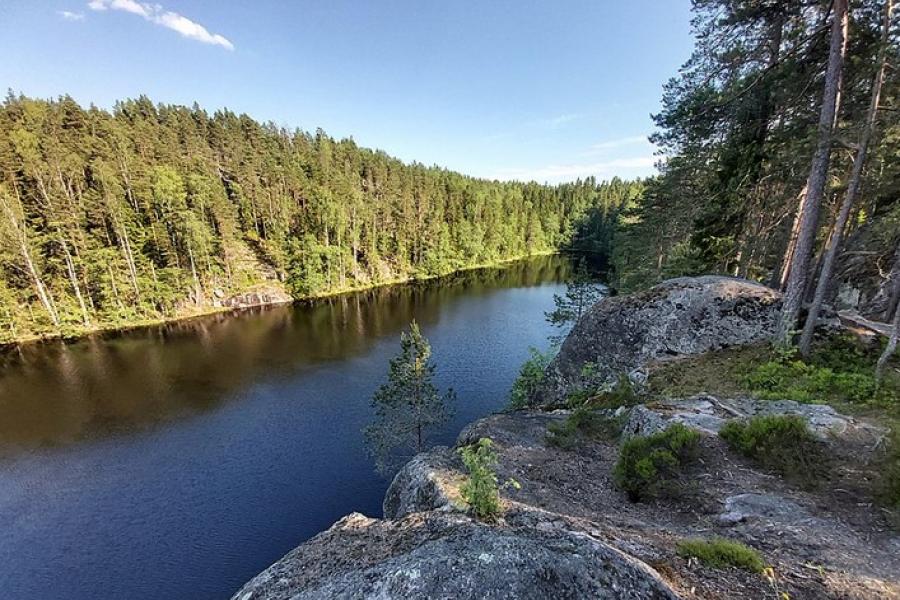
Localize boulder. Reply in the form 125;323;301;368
718;493;808;526
383;446;462;519
538;276;782;405
222;287;292;309
230;511;682;600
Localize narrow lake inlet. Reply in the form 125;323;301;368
0;255;576;600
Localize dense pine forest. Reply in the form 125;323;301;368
614;0;900;344
0;94;641;343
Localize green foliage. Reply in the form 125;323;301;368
545;258;606;340
508;347;554;409
546;407;626;450
365;321;455;475
676;537;766;572
594;374;640;409
719;415;826;485
611;1;900;293
0;94;643;342
745;337;898;407
458;438;519;520
613;423;700;502
564;373;639;410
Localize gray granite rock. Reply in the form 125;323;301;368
230;512;682;600
537;276;782;406
383;446;461;519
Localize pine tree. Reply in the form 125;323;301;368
775;0;848;347
545;258;606;341
365;320;455;475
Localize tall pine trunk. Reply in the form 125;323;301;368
876;269;900;383
775;0;848;346
799;0;893;356
884;243;900;322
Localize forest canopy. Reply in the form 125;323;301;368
614;0;900;313
0;93;642;342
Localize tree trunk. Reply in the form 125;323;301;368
778;185;808;290
0;185;61;327
799;0;893;356
884;243;900;322
775;0;848;346
876;291;900;383
187;242;202;306
61;236;91;327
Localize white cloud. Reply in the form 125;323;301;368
533;113;583;130
590;135;649;150
489;156;658;184
87;0;233;50
58;10;85;21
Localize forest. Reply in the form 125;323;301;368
0;93;641;343
613;0;900;352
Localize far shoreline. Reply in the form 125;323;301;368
1;250;565;350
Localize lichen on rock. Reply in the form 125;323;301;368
537;276;782;406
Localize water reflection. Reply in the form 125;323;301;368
0;255;571;455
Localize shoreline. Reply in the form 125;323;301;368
2;250;560;349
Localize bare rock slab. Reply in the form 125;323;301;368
230;512;682;600
539;276;782;405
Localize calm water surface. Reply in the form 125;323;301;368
0;255;574;600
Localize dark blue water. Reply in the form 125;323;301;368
0;256;571;600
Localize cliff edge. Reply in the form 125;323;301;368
231;277;899;600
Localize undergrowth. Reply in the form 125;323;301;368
719;415;827;487
546;407;626;449
613;423;700;501
565;373;640;410
458;437;520;520
508;347;553;409
647;334;900;417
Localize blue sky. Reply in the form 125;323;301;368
0;1;694;183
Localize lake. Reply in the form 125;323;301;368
0;255;576;600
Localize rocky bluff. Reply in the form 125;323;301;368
232;277;898;600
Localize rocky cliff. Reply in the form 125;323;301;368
537;276;782;405
231;277;899;600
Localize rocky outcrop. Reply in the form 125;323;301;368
538;276;782;405
383;446;461;519
218;287;292;309
233;399;899;600
231;511;681;600
232;276;898;600
619;395;887;445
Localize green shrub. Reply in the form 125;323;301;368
745;335;899;408
546;407;626;449
595;373;639;409
613;423;700;501
676;537;765;572
564;388;594;408
719;415;826;485
567;374;640;409
508;347;553;409
458;438;519;520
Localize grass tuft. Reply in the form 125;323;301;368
676;537;766;572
